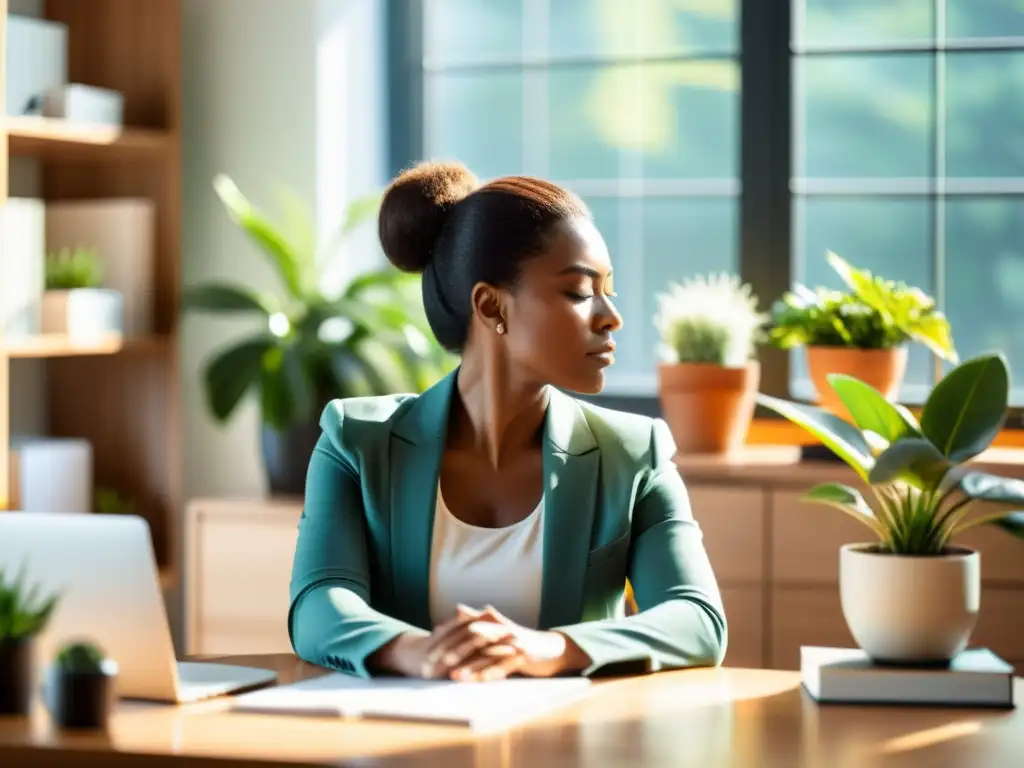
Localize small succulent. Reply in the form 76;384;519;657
0;564;60;642
45;247;104;290
55;641;109;675
769;251;958;362
654;273;767;366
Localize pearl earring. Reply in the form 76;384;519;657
496;322;506;335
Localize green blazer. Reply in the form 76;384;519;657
287;368;727;678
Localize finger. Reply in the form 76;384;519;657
452;647;526;682
424;611;483;661
482;604;512;624
456;604;482;619
422;620;507;676
436;627;515;673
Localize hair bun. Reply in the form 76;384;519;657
378;160;479;273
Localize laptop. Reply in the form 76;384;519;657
0;512;279;703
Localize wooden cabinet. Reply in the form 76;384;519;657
184;447;1024;668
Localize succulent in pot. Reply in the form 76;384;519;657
0;564;60;716
768;251;958;417
757;351;1024;663
44;640;119;729
654;272;767;454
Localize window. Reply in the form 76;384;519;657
417;0;741;393
396;0;1024;406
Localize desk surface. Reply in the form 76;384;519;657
1;654;1022;768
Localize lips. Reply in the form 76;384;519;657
587;341;616;366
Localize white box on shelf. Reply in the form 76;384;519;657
41;288;124;342
0;198;46;338
42;83;124;126
45;199;156;338
4;15;68;117
9;437;92;513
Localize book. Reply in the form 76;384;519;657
231;672;593;732
801;646;1016;708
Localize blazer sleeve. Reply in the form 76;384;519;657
287;418;425;678
552;418;728;676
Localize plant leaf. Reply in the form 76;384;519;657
181;283;277;314
802;483;884;536
920;351;1010;462
756;393;874;480
825;373;920;443
213;174;304;299
912;311;958;363
869;437;951;490
260;343;314;431
203;335;275;422
960;471;1024;505
991;512;1024;539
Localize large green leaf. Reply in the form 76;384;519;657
203;335;275;422
802;483;883;536
868;437;951;490
328;349;377;398
991;512;1024;539
214;174;304;299
960;471;1024;505
260;343;314;431
354;336;418;394
756;394;874;480
182;283;277;314
826;373;920;443
920;352;1010;462
912;311;958;363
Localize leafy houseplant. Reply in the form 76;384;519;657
654;273;768;454
45;247;104;290
183;175;456;495
42;247;124;342
0;564;61;715
769;251;958;417
44;640;119;730
758;351;1024;662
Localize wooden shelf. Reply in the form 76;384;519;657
1;334;169;359
5;116;170;159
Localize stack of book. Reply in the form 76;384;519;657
801;646;1016;708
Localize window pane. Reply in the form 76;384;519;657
945;0;1024;39
945;198;1024;404
549;0;737;59
639;62;740;179
946;51;1024;178
426;72;523;180
792;197;933;401
795;55;933;179
793;0;933;48
640;198;739;371
547;65;633;180
424;0;523;62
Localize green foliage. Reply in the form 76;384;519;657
182;175;457;431
93;487;136;515
55;641;107;674
654;273;768;367
0;564;60;642
757;351;1024;555
768;251;958;362
45;247;104;290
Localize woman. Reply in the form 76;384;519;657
288;161;727;683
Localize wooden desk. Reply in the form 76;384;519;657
1;654;1022;767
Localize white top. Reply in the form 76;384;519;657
428;484;545;629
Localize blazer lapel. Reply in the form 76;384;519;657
537;388;600;630
389;368;457;629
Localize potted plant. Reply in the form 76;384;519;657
0;564;60;716
182;175;455;495
654;272;767;454
768;251;958;417
757;350;1024;663
44;640;119;730
41;246;125;343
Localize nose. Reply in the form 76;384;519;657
595;294;623;333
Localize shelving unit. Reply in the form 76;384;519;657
0;0;182;589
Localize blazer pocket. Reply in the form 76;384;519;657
587;529;630;566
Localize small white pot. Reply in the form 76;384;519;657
839;543;980;663
42;288;124;342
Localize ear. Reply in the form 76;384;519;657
469;282;506;333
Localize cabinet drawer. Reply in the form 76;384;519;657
721;586;764;669
689;485;765;583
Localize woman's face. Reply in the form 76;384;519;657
502;217;623;395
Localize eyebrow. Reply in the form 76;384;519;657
558;265;611;279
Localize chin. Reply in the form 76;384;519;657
558;369;606;396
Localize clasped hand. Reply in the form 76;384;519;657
402;604;571;682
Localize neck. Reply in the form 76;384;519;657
450;353;548;468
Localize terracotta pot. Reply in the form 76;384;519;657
657;361;760;455
840;543;980;663
806;346;908;417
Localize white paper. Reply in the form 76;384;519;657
231;672;593;731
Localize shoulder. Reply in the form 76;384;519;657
317;393;417;459
574;398;676;469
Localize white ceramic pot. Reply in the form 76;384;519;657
839;543;980;663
